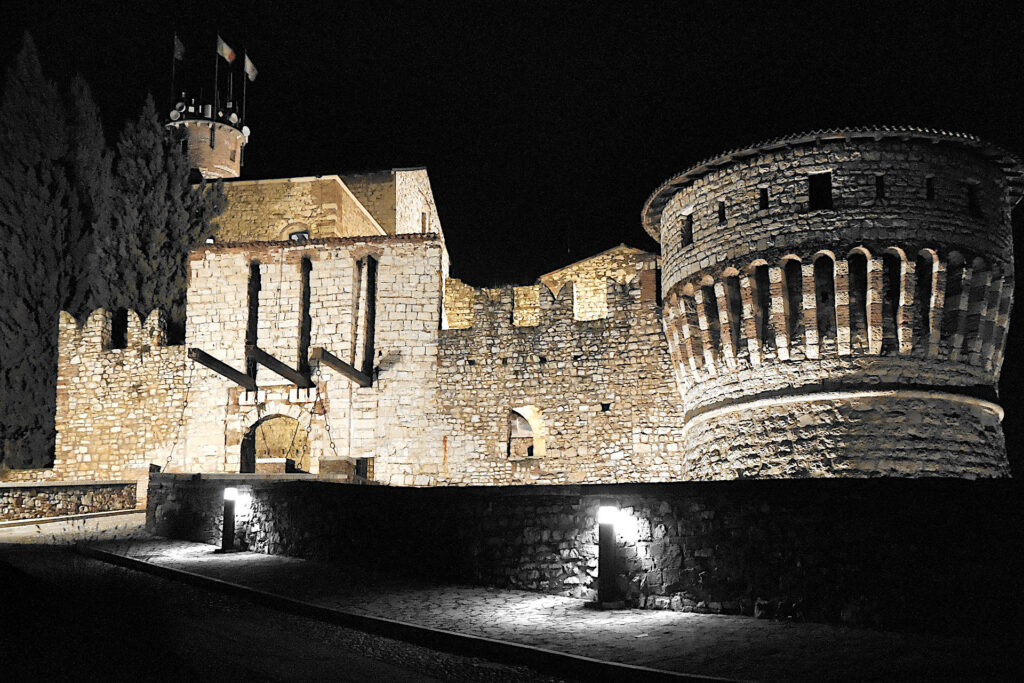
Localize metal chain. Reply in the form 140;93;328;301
314;366;339;458
165;359;194;470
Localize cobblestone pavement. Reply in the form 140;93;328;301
95;537;1018;682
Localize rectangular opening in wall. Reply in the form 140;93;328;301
421;211;428;233
967;185;981;217
926;176;936;200
109;309;128;349
875;174;885;199
360;256;378;377
759;187;769;210
246;262;261;377
229;148;236;162
299;257;312;374
808;172;833;210
681;213;693;246
717;201;726;224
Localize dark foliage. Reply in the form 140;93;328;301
0;35;224;467
93;95;224;342
0;35;106;466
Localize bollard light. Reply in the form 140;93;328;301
597;501;622;608
220;487;237;551
597;505;619;525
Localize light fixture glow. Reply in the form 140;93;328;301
597;505;619;525
223;487;238;501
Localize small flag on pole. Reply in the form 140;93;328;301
244;53;258;82
173;34;185;61
217;35;236;63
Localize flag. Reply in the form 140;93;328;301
244;53;258;81
173;34;185;61
217;35;236;63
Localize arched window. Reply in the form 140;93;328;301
680;289;704;369
814;255;837;349
847;251;869;352
700;283;721;353
724;275;743;354
783;259;803;344
914;250;937;348
753;264;773;349
963;257;989;351
941;253;966;343
508;411;534;458
507;406;546;458
881;251;904;355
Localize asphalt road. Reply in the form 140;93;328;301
0;545;566;682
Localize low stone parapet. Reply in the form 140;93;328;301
146;474;1022;635
0;480;136;521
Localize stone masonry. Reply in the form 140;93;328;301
645;128;1020;479
27;127;1019;503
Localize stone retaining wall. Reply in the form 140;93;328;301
147;474;1021;634
1;481;136;521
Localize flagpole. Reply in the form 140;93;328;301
242;50;248;126
213;34;219;117
171;33;177;105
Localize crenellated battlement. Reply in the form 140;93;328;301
54;308;186;491
443;273;660;332
443;245;660;331
58;308;173;353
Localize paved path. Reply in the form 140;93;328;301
0;510;147;543
92;537;1019;681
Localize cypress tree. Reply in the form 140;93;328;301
0;34;103;467
96;95;224;342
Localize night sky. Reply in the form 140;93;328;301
5;2;1024;470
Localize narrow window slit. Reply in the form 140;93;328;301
809;172;833;210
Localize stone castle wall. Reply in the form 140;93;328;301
436;249;688;485
183;235;448;484
53;309;186;495
645;131;1019;479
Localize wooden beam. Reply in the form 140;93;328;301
187;348;256;391
246;345;314;388
310;347;372;387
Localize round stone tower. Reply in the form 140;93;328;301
642;127;1023;479
166;101;249;179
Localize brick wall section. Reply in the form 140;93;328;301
437;252;687;485
1;481;135;521
53;309;186;496
214;176;385;242
147;474;1024;635
647;132;1018;479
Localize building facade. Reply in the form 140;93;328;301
43;125;1023;494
